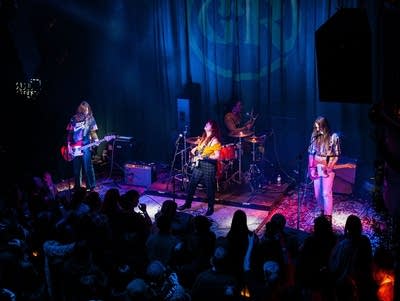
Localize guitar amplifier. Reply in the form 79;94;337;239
333;157;357;195
124;163;156;187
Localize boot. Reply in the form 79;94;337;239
178;203;191;211
205;206;214;216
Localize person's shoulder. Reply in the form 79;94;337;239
211;137;221;145
224;112;234;119
331;132;340;140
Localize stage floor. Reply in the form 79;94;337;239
57;162;390;251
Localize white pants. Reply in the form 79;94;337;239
313;171;335;216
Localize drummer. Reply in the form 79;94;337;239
223;99;256;144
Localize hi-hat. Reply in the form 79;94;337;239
186;136;200;145
229;130;254;138
246;134;266;144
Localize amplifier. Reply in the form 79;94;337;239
124;163;156;187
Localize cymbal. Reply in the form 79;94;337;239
229;130;254;138
245;134;266;144
186;136;200;145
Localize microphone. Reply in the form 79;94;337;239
175;134;183;144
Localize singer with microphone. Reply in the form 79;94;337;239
308;116;341;224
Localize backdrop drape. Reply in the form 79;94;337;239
4;0;377;186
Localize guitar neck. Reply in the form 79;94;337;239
315;163;356;170
333;163;355;169
81;138;105;150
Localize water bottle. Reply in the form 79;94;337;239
277;174;282;186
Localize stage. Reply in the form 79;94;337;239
57;161;390;250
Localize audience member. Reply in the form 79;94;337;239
191;246;239;301
296;215;337;301
146;214;181;266
329;214;378;301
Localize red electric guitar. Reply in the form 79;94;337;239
60;135;115;162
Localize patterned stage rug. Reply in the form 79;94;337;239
270;185;390;251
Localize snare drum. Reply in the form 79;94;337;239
219;144;237;161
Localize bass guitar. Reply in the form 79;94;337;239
60;135;116;162
309;163;356;180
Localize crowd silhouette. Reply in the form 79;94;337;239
0;172;394;301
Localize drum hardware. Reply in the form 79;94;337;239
246;135;266;192
228;130;254;138
245;134;266;144
221;130;253;185
185;136;201;145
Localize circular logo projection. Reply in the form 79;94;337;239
188;0;298;80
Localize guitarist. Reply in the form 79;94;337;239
66;101;99;192
178;120;222;216
308;116;341;223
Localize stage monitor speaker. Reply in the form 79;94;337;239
315;8;372;104
333;157;357;195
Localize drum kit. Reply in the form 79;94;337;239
183;129;266;192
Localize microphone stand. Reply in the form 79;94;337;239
181;126;189;190
295;134;321;229
167;135;182;202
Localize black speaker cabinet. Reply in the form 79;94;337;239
124;163;156;187
315;8;371;103
109;137;134;166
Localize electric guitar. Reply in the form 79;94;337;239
60;135;116;161
190;153;206;167
190;143;221;167
309;163;356;180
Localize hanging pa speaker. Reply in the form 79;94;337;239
315;8;372;103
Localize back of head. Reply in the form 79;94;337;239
344;214;362;238
211;246;228;271
85;191;101;210
314;215;332;236
126;278;150;300
124;189;140;204
193;215;211;233
270;213;286;231
160;200;177;217
146;260;166;284
228;209;248;236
